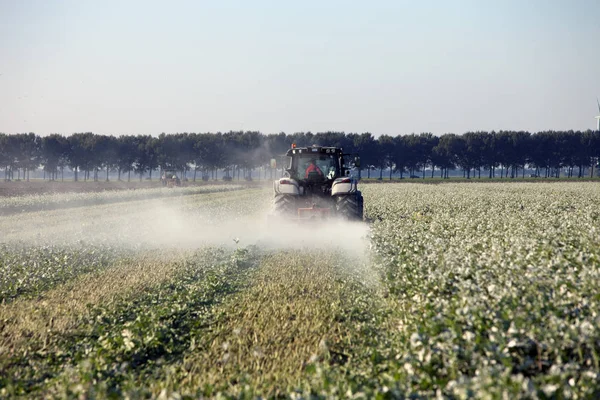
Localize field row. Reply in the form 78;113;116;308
1;183;600;398
0;184;249;215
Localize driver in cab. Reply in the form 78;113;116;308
305;159;323;178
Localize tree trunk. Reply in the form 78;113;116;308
389;167;392;180
379;167;383;179
128;170;131;182
431;166;435;178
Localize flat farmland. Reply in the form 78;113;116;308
1;183;599;398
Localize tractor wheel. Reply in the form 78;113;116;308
336;191;363;221
357;191;364;220
272;194;297;216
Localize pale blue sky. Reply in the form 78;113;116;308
1;0;599;136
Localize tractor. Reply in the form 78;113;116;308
271;145;363;221
160;170;181;188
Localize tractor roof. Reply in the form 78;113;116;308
285;145;342;157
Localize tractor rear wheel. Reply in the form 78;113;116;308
336;191;363;221
272;194;297;216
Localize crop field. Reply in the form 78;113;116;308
1;182;600;399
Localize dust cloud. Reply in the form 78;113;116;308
0;193;370;259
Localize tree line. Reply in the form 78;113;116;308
1;130;599;182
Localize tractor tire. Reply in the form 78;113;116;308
272;194;297;216
336;191;363;221
357;191;364;220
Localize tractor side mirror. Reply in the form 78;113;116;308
354;156;361;168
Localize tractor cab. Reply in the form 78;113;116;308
284;146;350;187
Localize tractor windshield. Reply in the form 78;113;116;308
296;154;339;180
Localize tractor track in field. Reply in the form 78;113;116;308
0;184;249;216
1;246;394;398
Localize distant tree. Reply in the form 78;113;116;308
420;133;440;178
133;135;159;181
117;135;138;181
0;133;8;180
348;132;377;179
481;132;498;178
392;135;409;178
460;132;486;178
67;133;90;181
376;135;396;180
93;135;119;181
580;130;599;177
41;134;69;180
432;134;458;178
